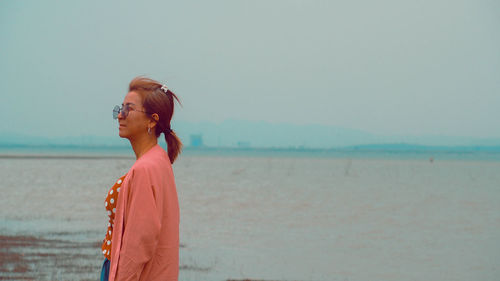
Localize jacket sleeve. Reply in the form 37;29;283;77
115;165;162;281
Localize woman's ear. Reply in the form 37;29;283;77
151;113;159;122
149;113;159;128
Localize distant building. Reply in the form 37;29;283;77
190;134;204;147
237;141;251;148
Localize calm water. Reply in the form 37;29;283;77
0;148;499;280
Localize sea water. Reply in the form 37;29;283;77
0;147;499;281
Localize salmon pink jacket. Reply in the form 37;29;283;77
109;144;179;281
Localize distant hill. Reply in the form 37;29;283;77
0;132;129;147
173;119;500;148
1;119;500;149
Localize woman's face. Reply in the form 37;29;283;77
117;91;150;140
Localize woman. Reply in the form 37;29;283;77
101;77;183;281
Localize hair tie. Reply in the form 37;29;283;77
165;127;172;134
160;85;168;94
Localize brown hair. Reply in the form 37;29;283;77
129;76;183;164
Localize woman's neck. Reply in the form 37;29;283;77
129;134;158;160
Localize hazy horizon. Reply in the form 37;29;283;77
2;118;500;149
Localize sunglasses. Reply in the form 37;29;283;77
113;103;148;119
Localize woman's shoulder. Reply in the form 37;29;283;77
129;158;155;177
130;146;169;173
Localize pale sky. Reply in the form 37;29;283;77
1;0;499;139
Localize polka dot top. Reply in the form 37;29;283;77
102;174;127;260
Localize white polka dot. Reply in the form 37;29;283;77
109;230;112;235
117;188;120;192
102;249;106;254
107;210;111;216
109;190;113;195
110;198;114;204
107;240;111;245
117;179;122;184
105;201;108;207
112;224;114;228
108;222;110;227
106;250;109;255
112;208;116;213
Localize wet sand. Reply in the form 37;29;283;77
0;234;101;281
0;234;229;281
